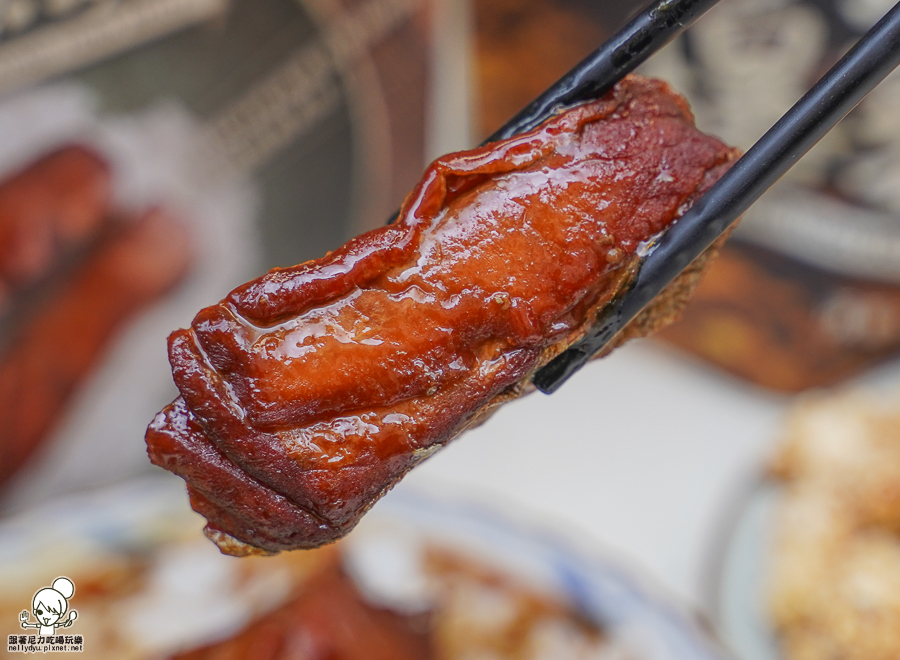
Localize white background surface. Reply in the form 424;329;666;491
399;339;791;612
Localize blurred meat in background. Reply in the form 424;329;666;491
0;478;663;659
0;0;434;510
0;146;110;312
169;546;615;660
0;149;192;488
767;388;900;660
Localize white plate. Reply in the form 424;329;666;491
0;474;736;660
708;480;782;660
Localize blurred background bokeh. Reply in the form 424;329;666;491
2;0;900;658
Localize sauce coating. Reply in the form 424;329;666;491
146;76;739;554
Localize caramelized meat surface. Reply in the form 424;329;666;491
146;76;739;555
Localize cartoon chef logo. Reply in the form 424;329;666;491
19;577;78;635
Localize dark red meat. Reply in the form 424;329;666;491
146;75;739;555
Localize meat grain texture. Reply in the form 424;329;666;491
146;75;740;555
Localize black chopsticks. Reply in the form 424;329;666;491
533;0;900;394
484;0;722;143
388;0;721;224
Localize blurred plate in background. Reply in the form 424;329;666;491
1;475;736;659
709;481;781;660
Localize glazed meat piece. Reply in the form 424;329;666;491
0;146;111;313
0;209;192;487
146;75;740;555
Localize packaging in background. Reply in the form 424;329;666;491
641;0;900;392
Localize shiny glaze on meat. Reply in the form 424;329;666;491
146;76;739;555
